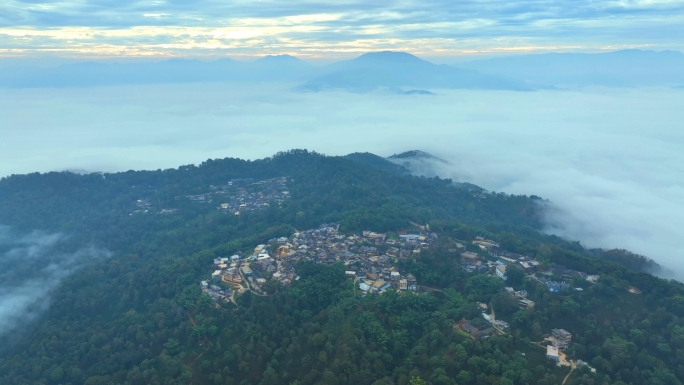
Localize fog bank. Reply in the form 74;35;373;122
0;84;682;279
0;227;111;337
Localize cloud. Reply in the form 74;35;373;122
1;0;684;57
0;227;111;338
0;84;682;281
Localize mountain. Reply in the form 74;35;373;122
459;49;684;87
343;152;410;175
298;51;535;92
0;55;313;88
245;55;313;81
254;54;311;68
402;89;435;95
0;51;535;91
389;150;448;163
3;49;683;89
0;59;236;87
0;150;682;385
387;150;451;178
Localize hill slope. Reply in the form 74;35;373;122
0;150;681;385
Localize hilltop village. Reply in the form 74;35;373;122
201;224;436;301
132;176;290;215
202;224;602;368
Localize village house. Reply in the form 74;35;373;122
546;345;559;361
461;251;480;262
471;328;497;340
518;298;535;309
551;328;572;350
495;265;507;280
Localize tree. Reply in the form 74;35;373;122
505;264;526;287
466;275;504;302
429;368;453;385
561;297;579;315
164;338;181;355
49;367;64;382
491;292;518;316
532;322;542;340
511;310;528;327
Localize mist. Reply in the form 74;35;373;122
0;227;111;338
0;83;683;280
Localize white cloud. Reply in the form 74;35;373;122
0;228;111;337
0;84;682;280
1;0;684;56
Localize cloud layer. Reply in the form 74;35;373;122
0;227;111;338
1;0;684;57
0;84;682;280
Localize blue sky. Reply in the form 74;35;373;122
1;1;684;59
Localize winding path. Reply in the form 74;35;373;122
562;361;576;385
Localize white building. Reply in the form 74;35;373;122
546;345;559;361
495;265;507;280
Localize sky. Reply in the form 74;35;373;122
1;84;683;280
2;0;684;60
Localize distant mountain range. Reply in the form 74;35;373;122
0;55;313;88
298;51;533;92
458;49;684;87
1;49;683;91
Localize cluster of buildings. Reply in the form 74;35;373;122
323;227;435;292
130;198;155;215
460;237;596;294
455;319;499;340
458;237;540;280
200;279;233;302
130;197;180;216
531;264;598;293
202;226;583;367
260;224;434;294
456;302;510;340
209;255;257;293
505;286;536;310
218;177;290;215
184;176;290;215
201;224;436;296
545;328;573;362
130;177;290;217
531;275;571;293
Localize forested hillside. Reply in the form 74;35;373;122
0;150;682;385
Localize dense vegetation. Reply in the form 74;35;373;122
0;150;682;385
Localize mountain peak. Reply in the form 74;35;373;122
251;55;311;72
388;150;447;163
256;54;305;63
354;51;427;65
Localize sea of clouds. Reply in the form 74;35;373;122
0;84;682;280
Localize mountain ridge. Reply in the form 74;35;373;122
1;49;683;90
459;49;684;87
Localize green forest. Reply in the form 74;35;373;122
0;150;682;385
